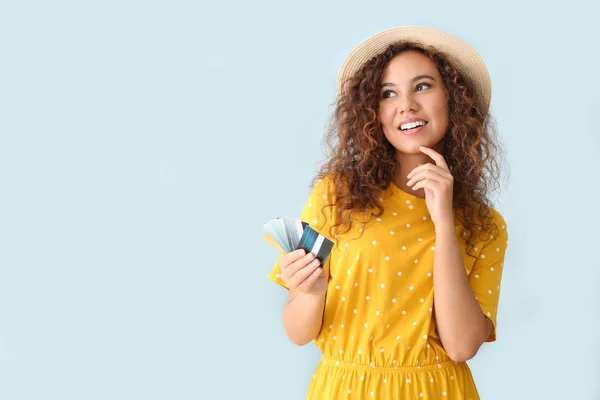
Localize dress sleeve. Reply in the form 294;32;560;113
267;176;335;290
468;211;509;342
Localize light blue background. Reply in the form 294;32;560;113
1;0;599;399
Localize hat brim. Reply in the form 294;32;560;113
337;26;491;115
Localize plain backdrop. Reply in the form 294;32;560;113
1;0;599;399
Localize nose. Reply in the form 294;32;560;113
397;92;418;114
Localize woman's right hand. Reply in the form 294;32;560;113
280;249;328;295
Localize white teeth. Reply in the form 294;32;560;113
400;121;426;130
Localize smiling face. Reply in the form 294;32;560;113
378;50;449;155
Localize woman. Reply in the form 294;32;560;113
268;26;508;399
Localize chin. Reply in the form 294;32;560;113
395;142;427;154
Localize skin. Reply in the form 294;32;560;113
278;51;492;359
378;50;449;199
379;51;493;361
279;249;327;346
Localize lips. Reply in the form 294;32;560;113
398;118;428;131
399;123;426;136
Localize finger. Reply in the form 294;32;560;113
407;169;450;187
288;258;321;288
406;163;427;179
297;267;323;292
412;178;443;193
418;146;450;171
283;252;317;280
407;163;451;180
281;249;307;271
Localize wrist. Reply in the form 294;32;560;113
307;289;327;298
434;218;457;234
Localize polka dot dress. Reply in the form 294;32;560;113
268;175;508;399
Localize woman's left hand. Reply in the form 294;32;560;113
406;146;454;227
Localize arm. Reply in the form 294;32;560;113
406;147;506;362
267;176;334;345
282;290;326;346
432;220;491;362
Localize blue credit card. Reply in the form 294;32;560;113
296;225;334;267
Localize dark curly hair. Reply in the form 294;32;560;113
311;41;507;259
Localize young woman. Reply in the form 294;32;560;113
268;26;509;399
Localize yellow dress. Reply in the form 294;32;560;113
268;175;508;399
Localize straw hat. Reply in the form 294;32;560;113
336;26;492;115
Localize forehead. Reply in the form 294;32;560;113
381;51;440;81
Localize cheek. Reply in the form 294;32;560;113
432;98;449;125
378;105;394;126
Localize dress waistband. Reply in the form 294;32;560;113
321;355;459;374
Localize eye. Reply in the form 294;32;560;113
416;83;431;92
382;90;396;99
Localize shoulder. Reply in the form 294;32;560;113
457;202;507;226
483;206;507;229
455;203;508;244
308;173;339;199
476;206;508;248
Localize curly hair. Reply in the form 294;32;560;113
311;41;507;259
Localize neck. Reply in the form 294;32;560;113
393;145;443;199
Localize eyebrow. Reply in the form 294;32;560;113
380;74;436;89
